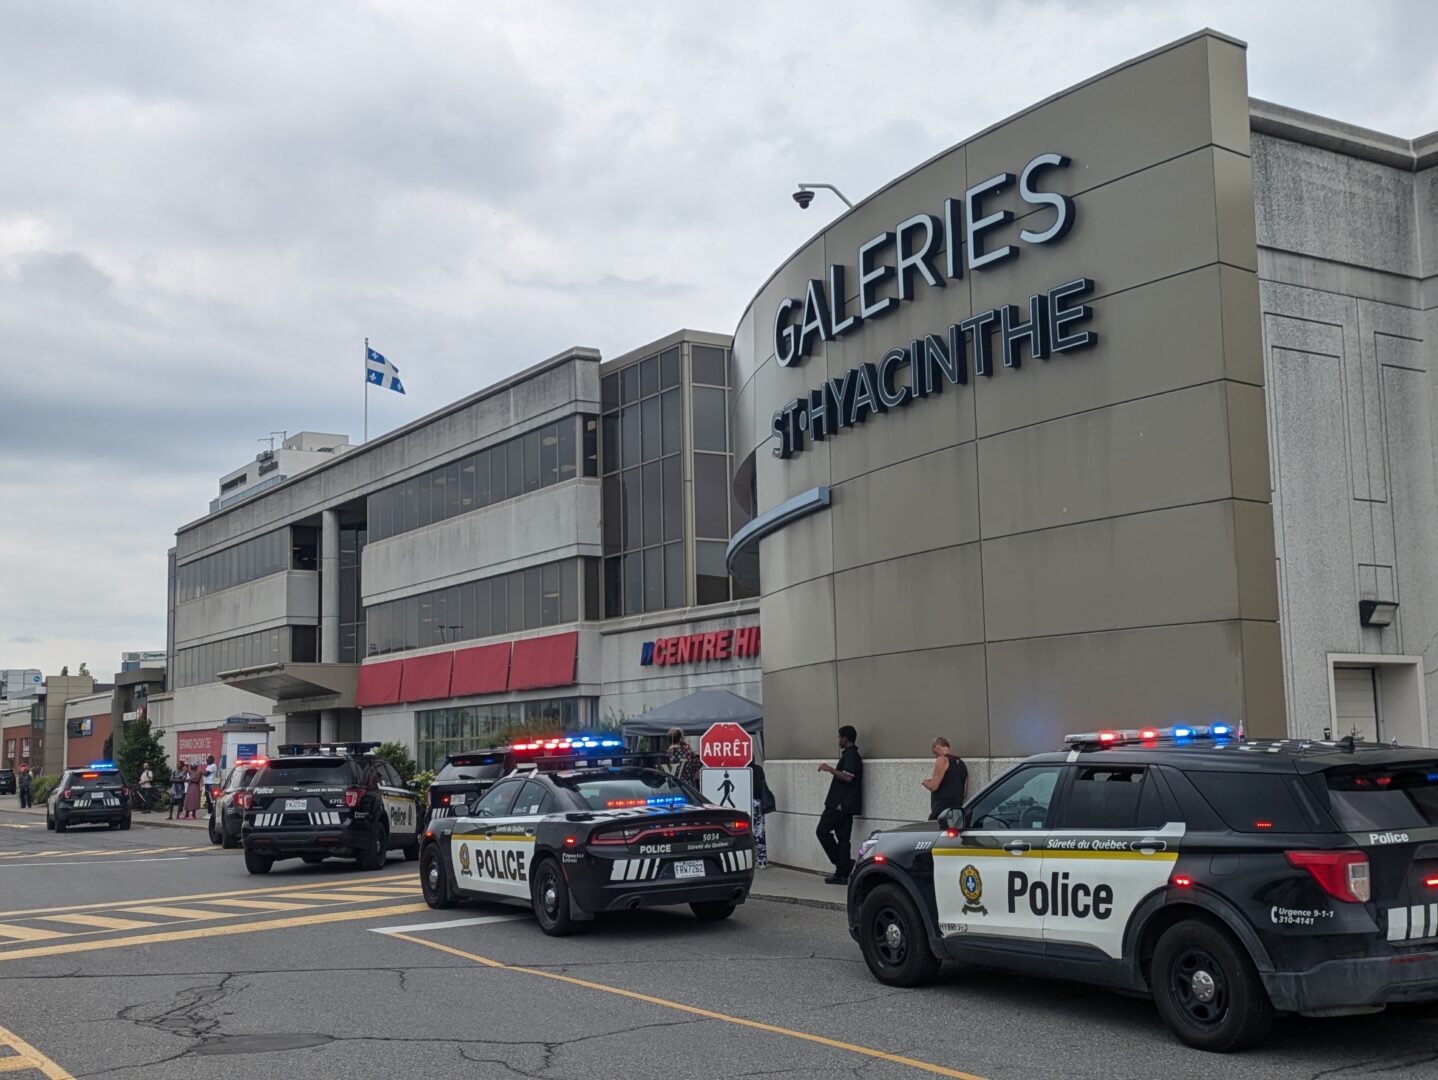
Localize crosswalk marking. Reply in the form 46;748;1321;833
38;915;163;931
267;890;376;901
201;899;318;912
121;905;230;921
0;924;67;942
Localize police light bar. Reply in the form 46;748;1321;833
1062;724;1243;749
278;741;381;756
88;761;117;769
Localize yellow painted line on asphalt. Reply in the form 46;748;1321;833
0;902;428;963
0;1021;73;1079
0;871;413;920
38;914;164;931
388;933;988;1080
0;823;38;829
200;898;319;912
121;905;232;921
0;923;67;942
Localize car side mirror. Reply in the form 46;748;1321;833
406;780;420;791
940;807;965;831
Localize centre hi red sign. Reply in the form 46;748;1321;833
640;626;760;668
700;722;753;769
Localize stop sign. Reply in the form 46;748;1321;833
700;722;753;768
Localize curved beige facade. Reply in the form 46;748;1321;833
731;31;1284;766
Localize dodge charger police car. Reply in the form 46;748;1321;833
421;763;755;935
240;743;422;874
847;726;1438;1052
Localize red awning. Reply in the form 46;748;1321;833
508;631;579;691
451;642;511;697
399;652;454;703
355;660;403;707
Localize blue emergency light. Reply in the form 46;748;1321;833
88;761;117;769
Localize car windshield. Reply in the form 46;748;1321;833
554;772;701;811
255;759;351;786
68;770;123;790
1324;763;1438;830
436;756;505;782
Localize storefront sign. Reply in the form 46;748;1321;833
640;627;761;667
176;728;223;765
769;151;1098;459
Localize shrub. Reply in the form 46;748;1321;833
29;775;59;804
374;741;417;781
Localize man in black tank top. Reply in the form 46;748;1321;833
922;737;968;821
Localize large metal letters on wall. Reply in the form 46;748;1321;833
769;152;1098;459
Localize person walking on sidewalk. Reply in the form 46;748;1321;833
816;725;863;884
922;737;968;822
666;728;702;787
17;763;32;809
202;756;218;815
182;762;202;819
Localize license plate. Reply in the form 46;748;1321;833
674;860;705;879
285;799;307;811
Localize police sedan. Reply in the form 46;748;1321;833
421;764;755;934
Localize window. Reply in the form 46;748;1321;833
967;766;1063;831
514;781;555;816
1059;766;1165;830
659;346;681;389
693;454;729;538
1325;763;1438;830
176;528;290;602
1186;771;1321;834
471;780;522;818
581;416;597;477
692;344;727;386
692;386;727;452
695;541;729;606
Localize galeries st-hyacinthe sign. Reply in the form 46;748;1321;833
769;151;1099;459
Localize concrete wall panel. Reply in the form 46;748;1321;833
833;544;984;661
836;645;989;760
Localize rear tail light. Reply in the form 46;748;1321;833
211;787;222;800
1286;850;1371;903
62;788;72;799
1424;875;1438;888
234;791;253;810
343;786;364;808
593;825;644;845
730;820;750;832
120;787;130;798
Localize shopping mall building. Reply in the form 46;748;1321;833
153;30;1436;869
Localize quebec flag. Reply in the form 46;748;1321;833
366;346;406;394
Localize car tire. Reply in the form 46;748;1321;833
421;844;457;909
857;883;941;987
403;841;420;862
221;828;239;850
690;901;737;922
45;812;54;831
208;816;221;845
1152;919;1274;1052
358;825;388;871
531;858;575;936
244;849;274;875
54;817;67;834
120;817;131;831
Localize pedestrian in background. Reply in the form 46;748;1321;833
139;761;155;813
203;755;218;814
17;763;32;809
183;761;202;819
667;728;702;787
169;763;189;819
752;761;775;868
922;736;968;822
816;725;863;884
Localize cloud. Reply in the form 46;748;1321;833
1;0;1434;678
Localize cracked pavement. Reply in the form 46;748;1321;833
3;811;1438;1078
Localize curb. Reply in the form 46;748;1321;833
749;891;845;912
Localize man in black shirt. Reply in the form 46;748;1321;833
816;725;863;884
922;736;968;821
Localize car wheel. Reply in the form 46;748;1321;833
221;828;239;850
208;816;221;845
358;825;388;871
1152;919;1274;1052
531;858;575;936
45;811;54;831
857;883;941;987
422;844;457;909
120;817;131;831
54;817;67;834
403;841;420;862
690;901;737;922
244;849;274;875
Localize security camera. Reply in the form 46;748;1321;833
792;188;815;210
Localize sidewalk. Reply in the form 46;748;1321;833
0;796;208;830
748;864;845;911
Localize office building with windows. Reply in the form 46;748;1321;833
151;329;762;775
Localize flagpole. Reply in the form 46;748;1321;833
363;337;369;443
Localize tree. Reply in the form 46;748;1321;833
116;716;170;792
78;662;89;677
59;665;68;677
373;741;417;781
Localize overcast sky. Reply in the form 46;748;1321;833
1;0;1434;682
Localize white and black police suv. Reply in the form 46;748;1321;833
847;725;1438;1052
46;762;131;833
420;755;755;935
239;743;422;874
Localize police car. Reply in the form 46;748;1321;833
46;763;131;832
425;737;628;825
208;758;265;849
847;725;1438;1052
420;751;755;935
239;743;422;874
